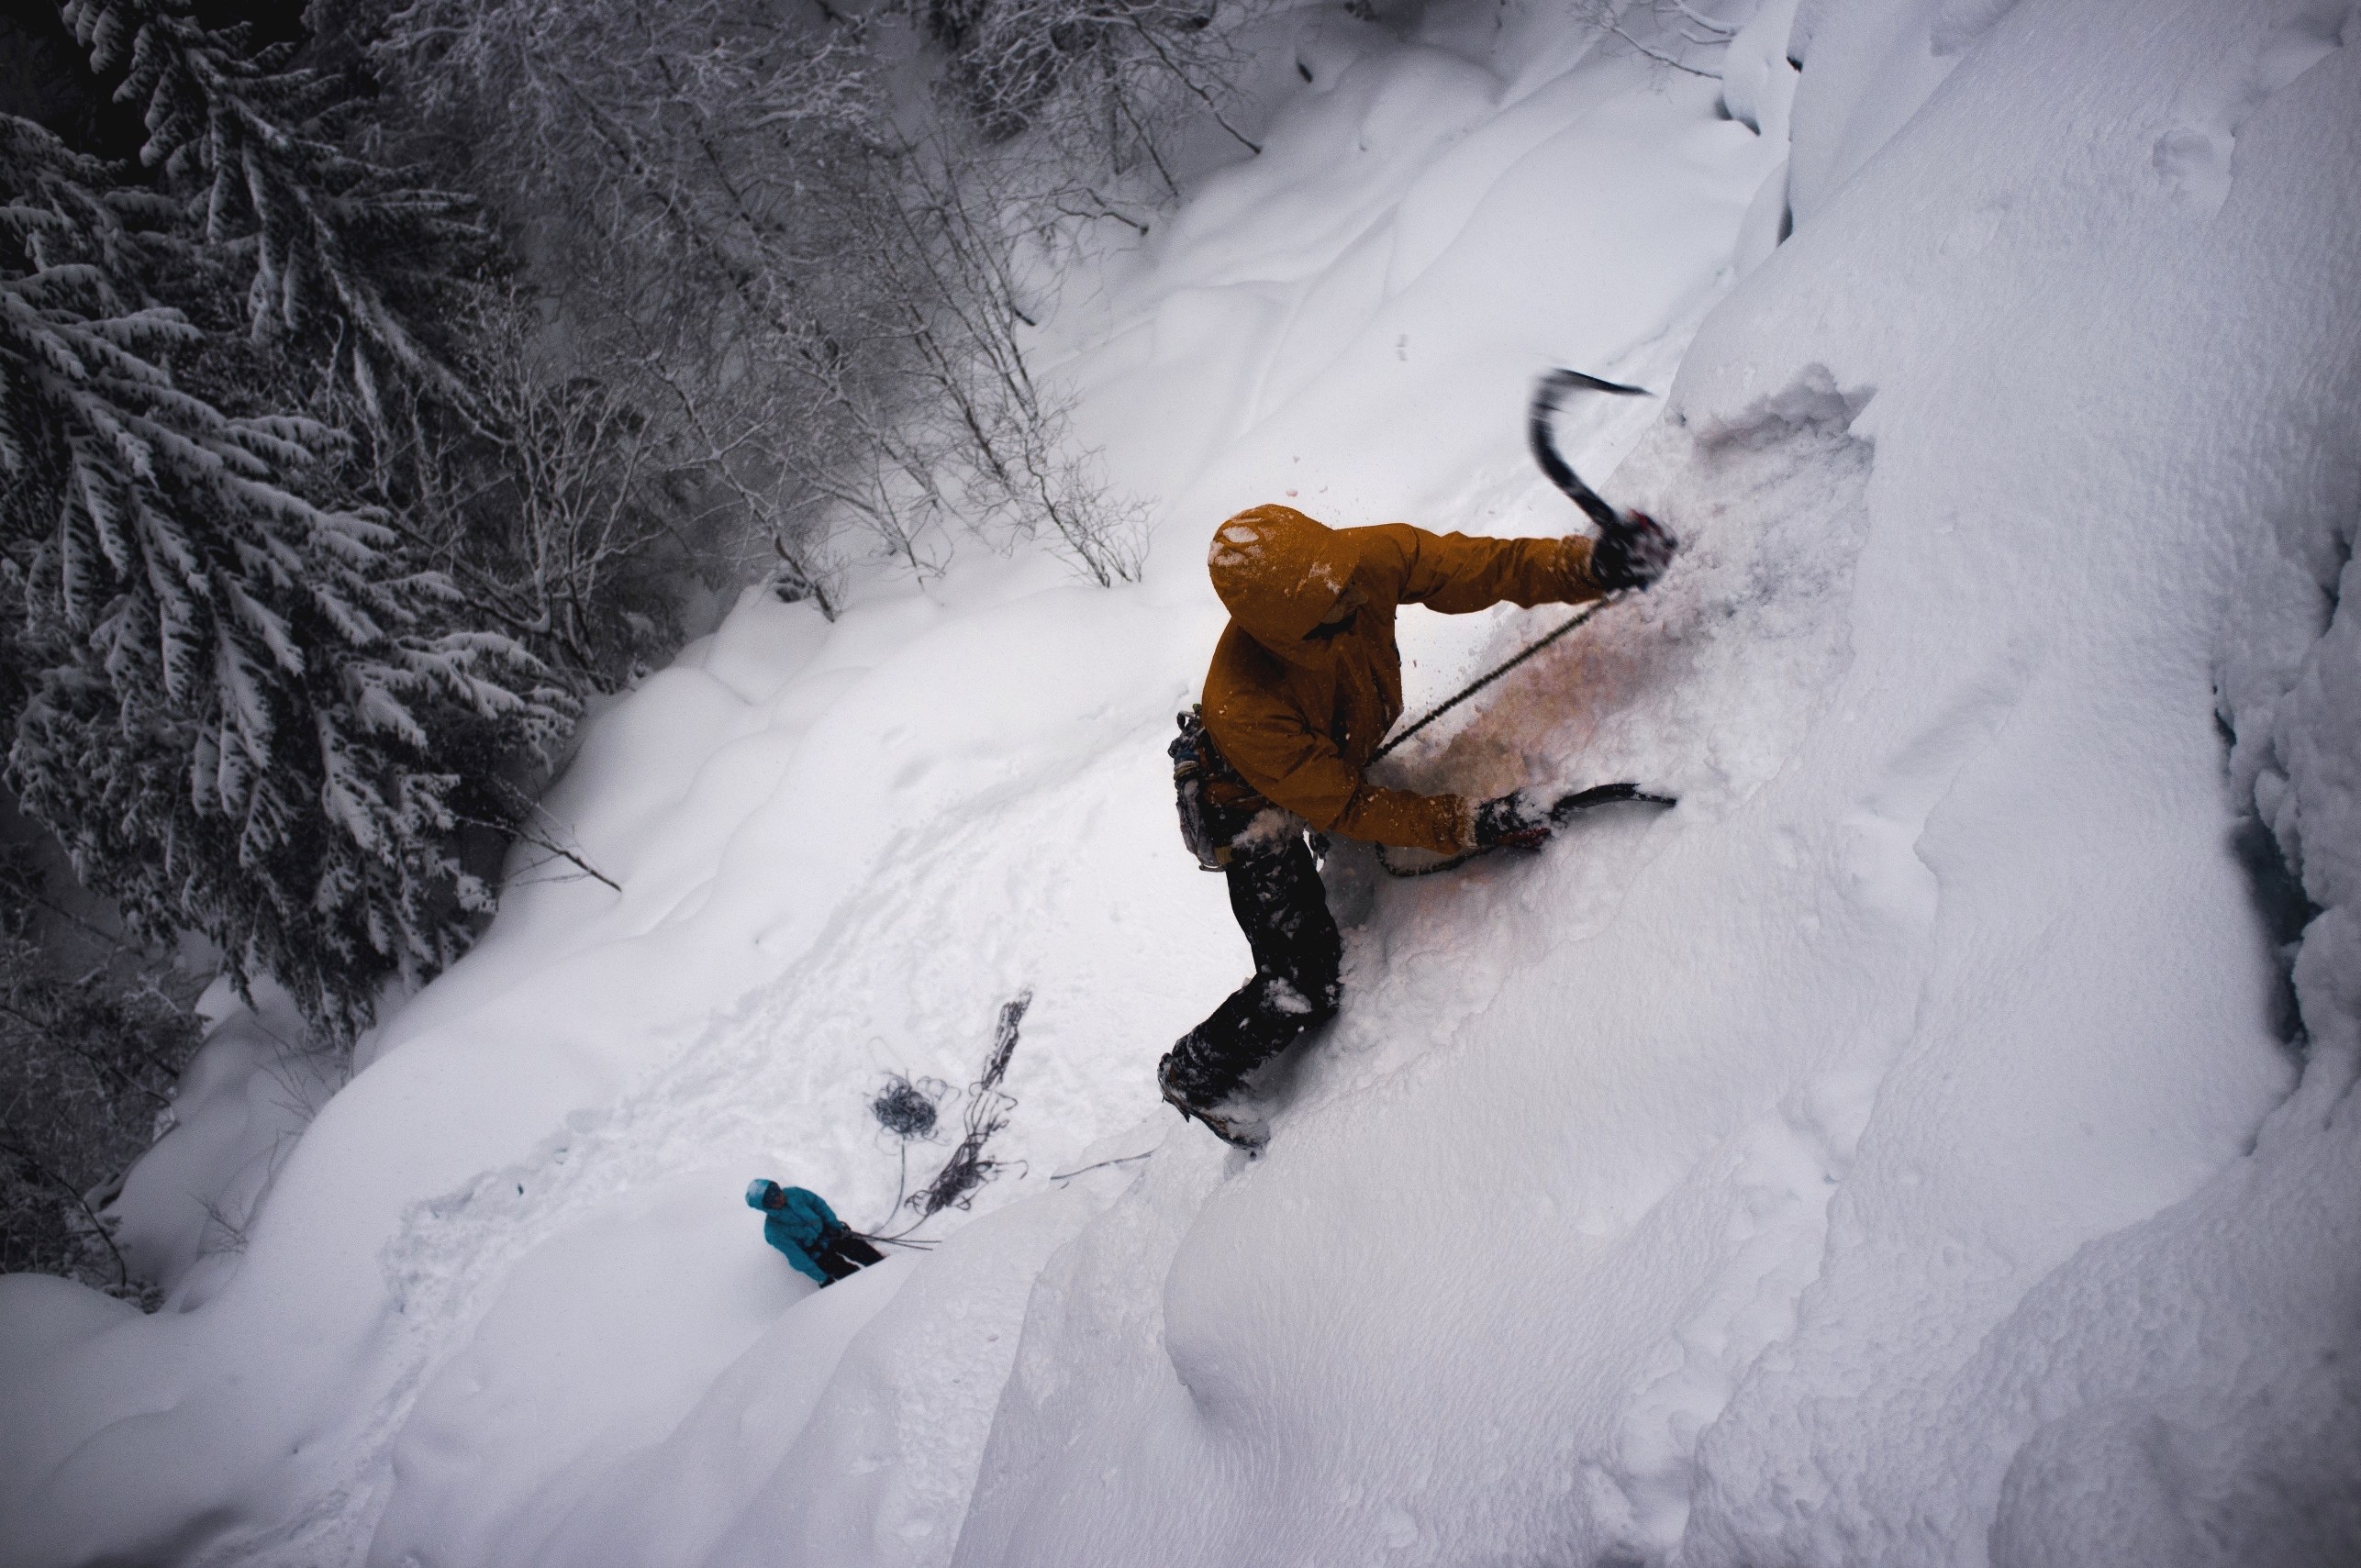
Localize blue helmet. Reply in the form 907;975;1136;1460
746;1178;783;1209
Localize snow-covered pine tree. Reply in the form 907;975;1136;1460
54;0;714;692
0;113;571;1041
61;0;492;433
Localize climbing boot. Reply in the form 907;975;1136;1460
1158;1054;1267;1154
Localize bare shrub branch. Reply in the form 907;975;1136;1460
371;0;1185;593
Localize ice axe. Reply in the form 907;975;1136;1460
1531;366;1677;592
1547;781;1676;821
1368;370;1669;766
1374;781;1677;879
1527;367;1653;531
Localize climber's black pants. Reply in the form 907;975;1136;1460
1162;835;1343;1105
813;1228;885;1284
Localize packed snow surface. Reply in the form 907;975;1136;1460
5;0;2358;1564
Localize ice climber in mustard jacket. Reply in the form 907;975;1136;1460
1159;502;1671;1147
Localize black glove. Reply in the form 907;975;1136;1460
1588;508;1676;593
1471;790;1554;851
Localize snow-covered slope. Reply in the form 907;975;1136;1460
4;1;2357;1564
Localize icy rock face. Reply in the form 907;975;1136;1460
955;0;2361;1564
2221;492;2361;1063
2118;100;2361;1566
1676;0;2361;1562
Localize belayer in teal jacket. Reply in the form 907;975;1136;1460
746;1179;884;1284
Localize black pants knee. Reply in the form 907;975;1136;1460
1164;835;1343;1104
814;1228;884;1283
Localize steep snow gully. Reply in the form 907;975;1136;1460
4;1;2360;1565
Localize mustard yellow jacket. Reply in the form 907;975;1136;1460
1199;505;1602;856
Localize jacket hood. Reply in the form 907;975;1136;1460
1207;506;1363;664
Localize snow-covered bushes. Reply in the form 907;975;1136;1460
0;918;196;1295
366;0;1202;595
914;0;1264;168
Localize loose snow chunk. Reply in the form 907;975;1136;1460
1209;521;1264;570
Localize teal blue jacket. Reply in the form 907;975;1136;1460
746;1180;841;1284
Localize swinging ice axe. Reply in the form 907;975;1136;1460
1360;372;1682;879
1528;368;1654;524
1374;367;1681;767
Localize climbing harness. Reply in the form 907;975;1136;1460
1172;706;1306;873
1170;707;1236;872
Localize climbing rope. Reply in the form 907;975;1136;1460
1331;368;1666;879
1048;1151;1154;1184
1374;841;1490;879
1367;595;1672;879
1370;591;1621;765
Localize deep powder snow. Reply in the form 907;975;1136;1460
2;2;2356;1565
